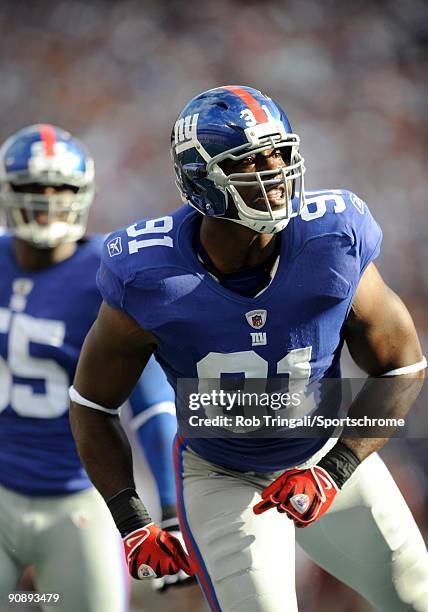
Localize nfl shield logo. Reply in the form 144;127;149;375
137;564;155;579
290;493;310;514
245;309;267;329
12;279;34;296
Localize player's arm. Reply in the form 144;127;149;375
70;301;156;499
340;261;425;459
70;301;193;579
128;366;195;590
254;263;426;526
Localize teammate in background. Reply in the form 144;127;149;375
0;124;189;612
70;86;428;611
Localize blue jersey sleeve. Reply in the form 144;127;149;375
345;191;382;273
345;191;382;274
96;229;134;311
96;260;126;310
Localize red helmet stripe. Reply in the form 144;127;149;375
39;124;56;156
223;86;268;123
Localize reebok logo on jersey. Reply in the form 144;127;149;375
290;494;310;514
107;236;122;257
245;309;267;329
350;192;365;214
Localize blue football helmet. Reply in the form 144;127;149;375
0;124;95;248
171;85;305;234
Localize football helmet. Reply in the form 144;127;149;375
171;86;305;234
0;124;95;248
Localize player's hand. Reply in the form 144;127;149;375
253;466;339;528
123;523;194;580
151;518;197;592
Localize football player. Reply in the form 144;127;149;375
0;124;189;611
70;87;428;611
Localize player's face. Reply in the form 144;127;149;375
219;147;292;214
12;183;78;225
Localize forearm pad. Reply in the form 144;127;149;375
318;442;361;489
106;488;152;537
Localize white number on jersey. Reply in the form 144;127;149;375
196;347;312;428
126;216;174;254
277;346;312;394
197;347;311;384
0;309;69;418
301;192;347;221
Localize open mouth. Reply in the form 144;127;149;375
267;187;285;203
254;185;286;209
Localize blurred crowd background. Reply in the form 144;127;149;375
1;0;427;610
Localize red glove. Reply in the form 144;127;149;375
253;466;339;528
123;523;194;580
152;517;197;592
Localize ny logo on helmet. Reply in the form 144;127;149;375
174;113;199;154
28;141;81;176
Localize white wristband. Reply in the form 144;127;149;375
69;385;120;415
380;356;427;377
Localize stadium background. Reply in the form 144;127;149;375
1;0;426;610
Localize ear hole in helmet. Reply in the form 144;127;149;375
215;101;229;110
180;172;203;197
189;180;203;195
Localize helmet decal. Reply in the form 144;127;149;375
39;124;56;156
28;134;83;178
174;113;200;154
222;85;269;124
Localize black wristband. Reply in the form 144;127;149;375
318;442;361;489
106;488;152;537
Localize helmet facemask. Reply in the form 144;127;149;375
2;183;94;248
207;129;305;234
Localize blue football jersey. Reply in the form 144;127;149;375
0;234;103;495
97;190;382;472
